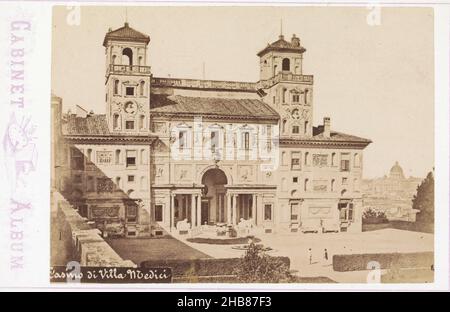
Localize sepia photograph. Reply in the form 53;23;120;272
50;5;434;284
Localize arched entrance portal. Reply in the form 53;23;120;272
201;168;228;225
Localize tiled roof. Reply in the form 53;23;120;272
150;94;280;121
103;23;150;46
63;114;110;135
312;126;372;143
257;35;306;56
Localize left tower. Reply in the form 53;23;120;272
103;22;151;134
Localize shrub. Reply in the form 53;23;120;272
332;251;433;272
362;208;389;224
186;236;261;245
233;242;292;283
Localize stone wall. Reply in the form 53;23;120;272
53;191;135;267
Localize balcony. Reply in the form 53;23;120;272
258;72;314;88
151;77;257;91
107;64;151;76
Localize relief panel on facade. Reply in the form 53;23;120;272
174;164;193;182
313;154;328;167
308;206;332;218
238;165;255;183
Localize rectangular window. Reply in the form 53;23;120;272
264;204;273;221
292;126;300;134
348;203;354;221
342;177;348;185
293;177;298;183
73;174;82;184
126;150;136;168
291;203;299;221
210;131;219;152
126;120;135;130
341;153;350;171
126;87;134;96
291;152;301;170
155;205;163;222
266;125;272;152
87;176;95;192
293;94;300;103
243;132;250;150
179;131;187;150
126;205;138;223
128;175;135;182
70;148;84;170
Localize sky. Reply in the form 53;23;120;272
51;5;434;179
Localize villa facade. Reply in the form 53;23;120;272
52;23;371;237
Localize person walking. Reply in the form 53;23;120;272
308;248;312;264
324;248;329;262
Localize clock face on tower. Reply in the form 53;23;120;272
124;102;137;114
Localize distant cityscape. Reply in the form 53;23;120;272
362;162;423;222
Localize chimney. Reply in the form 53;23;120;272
323;117;331;138
291;34;300;47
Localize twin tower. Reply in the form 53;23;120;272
103;23;314;139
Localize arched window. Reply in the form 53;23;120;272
139;81;145;96
140;149;147;164
304;89;309;105
354;178;359;191
140;176;147;190
114;80;119;95
282;119;287;133
331;179;335;192
282;58;290;71
354;153;361;167
281;151;287;166
87;149;92;162
304;121;309;134
139;115;146;130
112;55;117;65
115;177;122;189
281;178;287;191
331;153;336;166
304;152;309;166
113;114;120;130
115;149;121;165
122;48;133;66
273;65;278;76
304;178;309;192
138;56;143;66
282;88;287;103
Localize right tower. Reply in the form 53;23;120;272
258;33;314;138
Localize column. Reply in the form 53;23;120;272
232;194;238;225
251;194;256;225
197;194;201;226
170;194;175;231
227;193;232;225
256;194;262;226
191;194;196;228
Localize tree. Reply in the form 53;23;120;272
233;242;292;283
413;171;434;226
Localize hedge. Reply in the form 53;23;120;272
141;256;290;277
333;251;433;272
186;237;261;245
